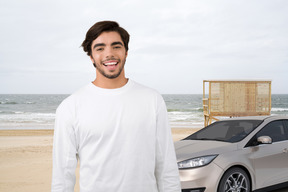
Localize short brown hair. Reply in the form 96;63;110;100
81;21;130;56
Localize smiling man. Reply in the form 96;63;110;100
91;33;125;77
51;21;181;192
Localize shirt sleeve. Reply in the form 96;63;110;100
155;96;181;192
51;98;78;192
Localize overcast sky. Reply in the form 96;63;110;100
0;0;287;94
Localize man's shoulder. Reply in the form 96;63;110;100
130;80;164;102
70;83;91;96
131;80;159;95
57;83;92;109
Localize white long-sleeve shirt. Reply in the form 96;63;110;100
51;80;181;192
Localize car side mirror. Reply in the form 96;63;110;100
257;136;272;144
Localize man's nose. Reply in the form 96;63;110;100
104;47;114;58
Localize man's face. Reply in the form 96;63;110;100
90;31;127;80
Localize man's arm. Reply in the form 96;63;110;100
51;99;78;192
155;96;181;192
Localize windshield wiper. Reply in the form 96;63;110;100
184;137;227;142
197;138;226;142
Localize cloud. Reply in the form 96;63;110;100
0;0;288;94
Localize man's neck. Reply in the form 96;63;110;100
92;77;128;89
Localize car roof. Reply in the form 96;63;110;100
221;115;288;121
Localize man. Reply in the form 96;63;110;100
51;21;181;192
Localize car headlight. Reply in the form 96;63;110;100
178;155;218;169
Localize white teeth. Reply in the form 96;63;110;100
104;62;117;66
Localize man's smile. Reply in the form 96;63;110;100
102;60;119;70
103;60;118;66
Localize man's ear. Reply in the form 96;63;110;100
90;56;96;68
90;55;94;63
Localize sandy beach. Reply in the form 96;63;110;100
0;128;198;192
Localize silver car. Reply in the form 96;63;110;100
176;116;288;192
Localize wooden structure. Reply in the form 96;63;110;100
203;80;271;126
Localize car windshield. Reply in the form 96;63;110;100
184;120;262;143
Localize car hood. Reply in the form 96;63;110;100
175;139;238;162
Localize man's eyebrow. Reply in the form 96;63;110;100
111;41;123;46
93;43;106;50
92;42;123;50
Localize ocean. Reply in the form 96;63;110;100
0;94;287;130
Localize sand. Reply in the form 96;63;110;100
0;128;198;192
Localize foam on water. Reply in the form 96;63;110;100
0;94;287;130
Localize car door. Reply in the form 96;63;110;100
283;120;288;181
249;120;288;189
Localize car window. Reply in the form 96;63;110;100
256;120;287;142
184;120;262;143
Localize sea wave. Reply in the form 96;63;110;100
271;108;288;112
0;112;56;123
0;101;37;105
0;111;35;114
167;111;203;122
24;101;36;104
167;108;203;112
14;111;25;114
0;101;18;104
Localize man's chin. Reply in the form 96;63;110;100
103;72;122;79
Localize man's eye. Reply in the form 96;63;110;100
114;46;121;49
96;48;104;51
